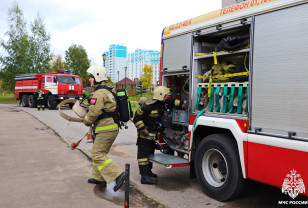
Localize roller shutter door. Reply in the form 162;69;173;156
162;33;192;71
251;3;308;138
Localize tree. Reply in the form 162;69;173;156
65;44;90;86
140;64;153;89
0;3;52;91
50;55;65;72
0;3;29;91
28;14;52;74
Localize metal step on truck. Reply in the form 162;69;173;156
15;70;83;109
150;0;308;201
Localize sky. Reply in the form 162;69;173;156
0;0;221;65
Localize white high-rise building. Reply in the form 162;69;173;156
127;49;160;86
103;44;127;83
103;45;160;85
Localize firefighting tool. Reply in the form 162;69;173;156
141;131;163;152
58;99;95;148
68;132;88;150
86;125;95;143
195;52;249;97
58;99;86;122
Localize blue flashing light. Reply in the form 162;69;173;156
57;69;71;74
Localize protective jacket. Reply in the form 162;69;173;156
133;98;164;140
37;90;45;100
83;81;118;133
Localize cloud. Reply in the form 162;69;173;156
1;0;221;65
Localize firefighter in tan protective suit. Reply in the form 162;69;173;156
84;65;125;192
133;86;170;185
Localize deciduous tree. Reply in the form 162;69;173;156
65;44;90;86
0;3;29;91
140;64;153;89
50;55;65;72
29;14;52;74
0;3;52;91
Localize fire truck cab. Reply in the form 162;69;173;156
152;0;308;201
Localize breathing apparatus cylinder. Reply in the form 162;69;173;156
116;89;133;123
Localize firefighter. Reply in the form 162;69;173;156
133;86;170;184
83;65;125;192
37;90;45;111
137;97;148;108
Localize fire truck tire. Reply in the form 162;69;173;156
195;134;245;201
47;95;57;109
21;94;29;107
28;94;36;108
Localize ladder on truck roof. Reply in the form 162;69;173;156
15;73;37;81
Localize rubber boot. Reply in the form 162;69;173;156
148;171;157;178
88;178;107;186
148;162;157;178
113;172;125;192
141;175;157;184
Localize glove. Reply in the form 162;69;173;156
140;128;149;136
181;100;188;110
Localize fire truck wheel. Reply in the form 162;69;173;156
195;134;245;201
28;95;37;108
21;94;29;107
47;95;57;109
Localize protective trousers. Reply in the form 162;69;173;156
37;99;45;109
91;130;122;184
137;138;155;176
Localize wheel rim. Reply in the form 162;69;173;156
28;96;33;106
202;148;228;187
47;96;51;108
22;95;28;106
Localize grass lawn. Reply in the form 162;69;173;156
129;93;152;114
0;92;150;113
0;93;19;104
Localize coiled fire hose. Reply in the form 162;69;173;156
58;99;94;150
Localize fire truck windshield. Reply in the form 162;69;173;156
58;76;81;85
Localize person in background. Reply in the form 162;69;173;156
37;90;45;111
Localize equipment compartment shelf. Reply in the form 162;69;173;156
194;48;250;60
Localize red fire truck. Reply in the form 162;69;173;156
151;0;308;201
15;70;83;109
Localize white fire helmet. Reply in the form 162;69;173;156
86;65;108;83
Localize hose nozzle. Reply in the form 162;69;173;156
68;138;82;150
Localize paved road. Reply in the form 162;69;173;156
1;104;307;208
0;105;153;208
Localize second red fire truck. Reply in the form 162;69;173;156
15;70;83;109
